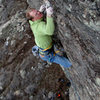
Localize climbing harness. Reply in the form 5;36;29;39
61;66;81;100
40;42;52;51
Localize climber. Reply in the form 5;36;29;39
26;0;72;68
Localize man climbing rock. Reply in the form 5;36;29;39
26;0;72;68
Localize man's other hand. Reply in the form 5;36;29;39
46;7;53;17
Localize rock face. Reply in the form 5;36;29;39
0;0;100;100
53;0;100;100
0;0;70;100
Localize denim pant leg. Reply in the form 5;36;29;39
53;54;72;68
32;45;39;56
39;52;72;68
39;52;54;63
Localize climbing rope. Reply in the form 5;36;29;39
61;66;81;100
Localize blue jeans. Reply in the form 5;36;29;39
32;45;72;68
39;51;72;68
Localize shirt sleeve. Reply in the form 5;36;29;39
37;17;55;35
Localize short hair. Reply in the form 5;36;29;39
26;7;35;20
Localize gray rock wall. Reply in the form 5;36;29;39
0;0;100;100
53;0;100;100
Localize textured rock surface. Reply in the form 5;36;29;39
0;0;100;100
53;0;100;100
0;0;70;100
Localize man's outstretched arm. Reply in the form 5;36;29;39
38;1;55;35
45;7;55;35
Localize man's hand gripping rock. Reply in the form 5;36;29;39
39;0;53;17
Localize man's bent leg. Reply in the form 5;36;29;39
53;54;72;68
39;54;52;62
39;52;72;68
32;45;39;56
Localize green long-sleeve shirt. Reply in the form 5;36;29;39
29;17;55;49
